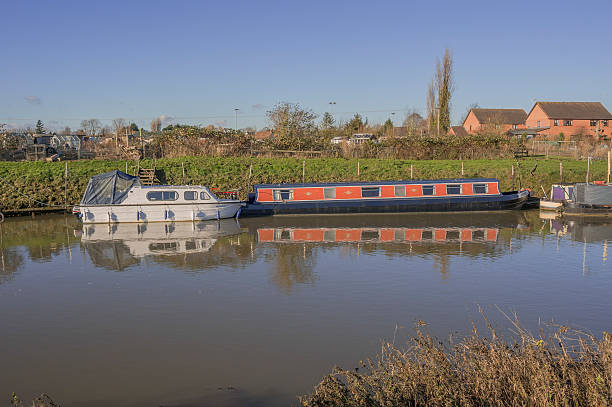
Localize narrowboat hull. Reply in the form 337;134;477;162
242;190;530;217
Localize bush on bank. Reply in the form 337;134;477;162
0;157;606;210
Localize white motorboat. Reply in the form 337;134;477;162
75;170;244;224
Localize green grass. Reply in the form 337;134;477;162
0;156;606;210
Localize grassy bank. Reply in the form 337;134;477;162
0;156;606;210
299;319;612;407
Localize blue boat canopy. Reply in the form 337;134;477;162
80;170;141;205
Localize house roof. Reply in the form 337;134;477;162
531;102;612;120
450;126;469;137
468;109;527;125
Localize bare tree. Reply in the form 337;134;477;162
80;119;101;136
435;49;454;134
112;118;126;137
150;117;162;132
266;102;317;139
426;79;437;133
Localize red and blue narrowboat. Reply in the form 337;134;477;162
242;179;530;216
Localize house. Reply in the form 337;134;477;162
525;102;612;139
463;109;527;134
330;136;346;144
50;134;80;151
349;133;376;144
33;133;52;145
449;126;469;137
254;129;274;141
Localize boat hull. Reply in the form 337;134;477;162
78;202;244;224
242;190;530;217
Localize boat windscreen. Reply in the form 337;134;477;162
80;170;141;205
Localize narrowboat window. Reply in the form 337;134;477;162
200;192;210;200
362;186;380;197
446;230;460;240
446;184;461;195
421;230;433;240
473;230;485;241
422;185;435;195
162;191;178;201
185;240;197;250
323;230;336;242
394;229;404;241
275;229;293;240
473;184;488;194
324;187;336;199
394;185;406;197
361;230;379;241
184;191;197;200
273;189;294;201
146;191;163;201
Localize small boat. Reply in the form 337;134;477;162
564;182;612;217
540;183;575;212
242;178;529;216
75;170;244;224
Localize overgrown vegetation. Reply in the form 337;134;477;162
0;157;606;210
300;315;612;407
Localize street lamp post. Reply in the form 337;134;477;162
390;112;395;137
329;101;336;121
234;108;239;131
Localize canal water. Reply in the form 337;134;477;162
1;211;612;406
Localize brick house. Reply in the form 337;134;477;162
449;126;468;137
525;102;612;139
462;109;527;134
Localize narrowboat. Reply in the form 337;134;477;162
242;178;529;216
75;170;244;224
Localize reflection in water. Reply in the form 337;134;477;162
80;219;245;271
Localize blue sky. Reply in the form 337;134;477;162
1;0;611;131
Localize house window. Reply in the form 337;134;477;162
446;184;462;195
361;187;380;198
200;192;210;200
564;120;573;126
184;191;197;200
603;120;609;127
394;185;406;197
554;120;559;126
146;191;178;201
512;124;518;129
473;184;488;194
422;185;435;195
273;189;294;201
590;120;598;127
324;187;336;199
537;120;541;127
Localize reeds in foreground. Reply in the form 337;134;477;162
299;314;612;407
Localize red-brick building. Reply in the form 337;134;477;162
525;102;612;139
462;108;527;134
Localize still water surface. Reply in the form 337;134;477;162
1;211;612;406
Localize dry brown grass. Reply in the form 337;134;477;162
299;313;612;407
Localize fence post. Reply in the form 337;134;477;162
511;164;515;191
461;161;464;176
182;161;186;184
586;156;591;183
560;161;563;183
302;160;305;183
606;150;610;184
64;161;68;210
357;160;360;180
125;161;128;174
410;164;413;180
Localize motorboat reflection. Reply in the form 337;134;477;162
548;217;612;243
80;219;243;270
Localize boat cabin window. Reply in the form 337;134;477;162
446;230;460;240
394;185;406;197
362;186;380;198
422;185;435;196
421;230;433;240
446;184;462;195
473;184;488;194
147;191;178;201
273;189;294;201
200;192;210;200
184;191;197;200
324;187;336;199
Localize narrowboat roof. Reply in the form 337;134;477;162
253;178;499;189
